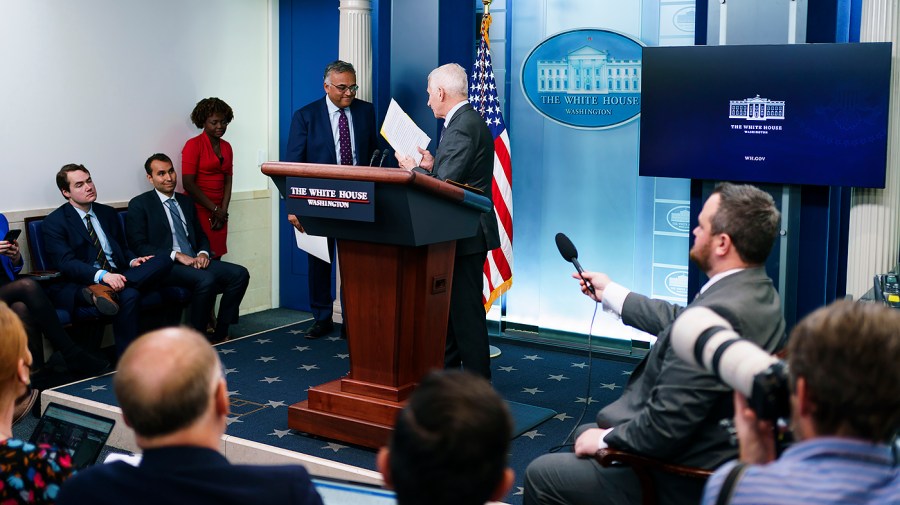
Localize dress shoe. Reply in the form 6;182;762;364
305;320;334;339
81;284;119;316
12;389;38;427
63;348;111;376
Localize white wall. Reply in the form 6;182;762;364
0;0;272;212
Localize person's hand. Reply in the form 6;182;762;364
395;152;416;171
211;206;228;229
129;255;154;267
287;214;304;233
175;252;194;266
416;147;434;171
0;240;21;262
572;271;612;303
210;214;224;231
193;253;210;270
574;428;607;457
100;272;127;291
733;391;776;464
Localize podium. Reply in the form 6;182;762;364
262;162;492;448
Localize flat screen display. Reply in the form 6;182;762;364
639;43;891;188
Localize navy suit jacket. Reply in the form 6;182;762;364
56;446;324;505
42;202;135;312
286;96;378;166
126;191;212;259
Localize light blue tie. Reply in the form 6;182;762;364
165;199;194;257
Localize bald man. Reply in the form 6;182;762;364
57;328;323;505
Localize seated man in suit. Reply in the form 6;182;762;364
56;327;324;505
377;370;514;505
126;153;249;343
43;163;172;355
524;183;786;505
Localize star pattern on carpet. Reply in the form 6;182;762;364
523;354;543;361
498;366;517;372
218;348;236;355
554;413;573;421
288;329;305;335
260;377;281;384
575;396;597;404
522;387;543;395
225;416;243;425
227;390;240;397
334;353;349;359
326;336;342;342
224;368;238;375
622;370;633;375
266;400;287;408
520;430;544;439
292;345;311;352
269;429;292;438
322;442;348;452
548;374;569;381
255;338;272;344
599;382;621;390
571;362;588;368
514;487;524;496
256;356;276;363
298;364;319;371
84;385;106;392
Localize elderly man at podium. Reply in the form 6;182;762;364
397;63;500;380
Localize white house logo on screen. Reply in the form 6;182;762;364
521;29;644;129
665;205;691;233
665;271;689;297
729;95;785;121
673;7;695;32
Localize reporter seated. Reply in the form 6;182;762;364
377;370;515;505
702;300;900;505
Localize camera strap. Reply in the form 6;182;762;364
714;462;748;505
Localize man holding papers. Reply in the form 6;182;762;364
397;63;500;380
286;60;377;339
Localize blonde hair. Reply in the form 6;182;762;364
0;302;28;384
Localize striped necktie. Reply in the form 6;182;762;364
165;199;195;257
84;215;112;272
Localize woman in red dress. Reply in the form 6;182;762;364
181;97;234;258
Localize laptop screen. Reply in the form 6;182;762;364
29;403;115;469
312;477;396;505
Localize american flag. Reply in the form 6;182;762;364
469;13;513;310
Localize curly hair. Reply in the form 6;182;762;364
190;97;234;128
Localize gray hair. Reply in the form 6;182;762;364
427;63;468;98
323;60;356;82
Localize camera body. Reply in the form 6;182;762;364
671;307;790;421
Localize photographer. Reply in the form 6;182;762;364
701;300;900;505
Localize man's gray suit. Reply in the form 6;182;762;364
524;267;785;505
433;102;500;379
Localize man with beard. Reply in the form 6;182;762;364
523;183;786;505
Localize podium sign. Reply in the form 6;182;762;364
286;176;375;222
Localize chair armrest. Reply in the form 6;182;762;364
20;270;62;282
595;448;713;480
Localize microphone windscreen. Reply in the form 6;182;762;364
555;233;578;262
369;149;382;166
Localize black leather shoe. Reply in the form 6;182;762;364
305;320;334;339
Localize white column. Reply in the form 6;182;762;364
338;0;373;102
847;0;900;298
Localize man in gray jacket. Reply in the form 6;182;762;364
524;183;786;505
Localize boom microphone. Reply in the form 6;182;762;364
369;149;382;167
555;233;595;295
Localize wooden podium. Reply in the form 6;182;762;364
261;162;492;448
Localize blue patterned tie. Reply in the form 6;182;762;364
338;108;352;165
165;199;195;257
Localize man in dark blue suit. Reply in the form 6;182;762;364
285;60;378;339
56;327;324;505
43;164;171;355
126;153;249;343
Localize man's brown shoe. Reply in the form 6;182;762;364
13;389;38;426
81;284;119;316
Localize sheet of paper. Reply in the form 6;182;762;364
294;229;331;263
380;99;431;165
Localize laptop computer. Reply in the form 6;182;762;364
312;476;396;505
29;402;115;469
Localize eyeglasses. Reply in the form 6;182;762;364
328;83;359;94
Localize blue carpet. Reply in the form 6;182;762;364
52;314;638;504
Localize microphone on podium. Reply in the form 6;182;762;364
369;149;382;167
555;233;595;295
379;149;391;167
